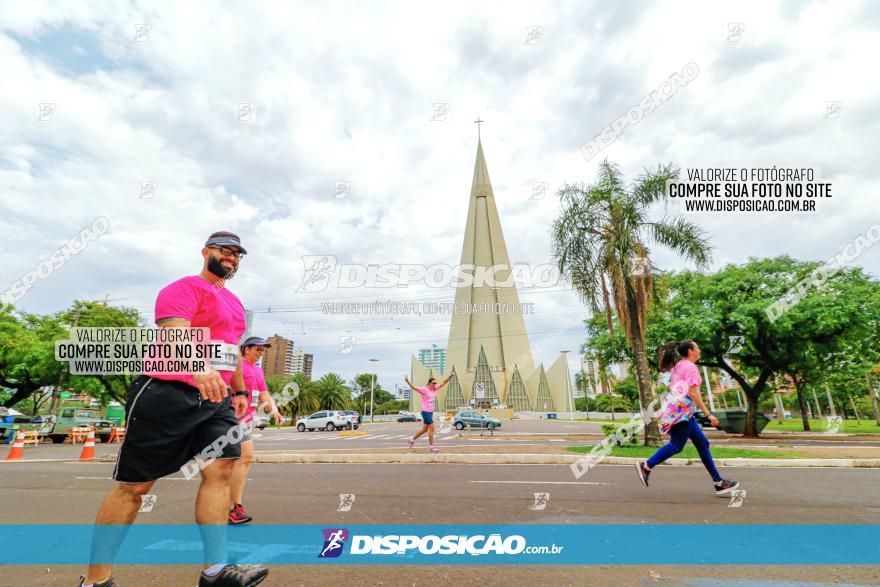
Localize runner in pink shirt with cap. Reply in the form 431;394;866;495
82;231;269;587
227;336;282;525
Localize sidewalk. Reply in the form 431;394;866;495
250;443;880;467
251;449;880;468
483;431;880;442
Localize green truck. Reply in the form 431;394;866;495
42;407;116;443
1;399;124;443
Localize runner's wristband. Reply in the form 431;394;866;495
232;390;249;398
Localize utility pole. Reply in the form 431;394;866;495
580;357;589;419
867;371;880;427
825;383;837;418
812;388;823;419
848;393;861;424
561;351;573;421
702;366;715;412
369;358;379;422
773;391;786;423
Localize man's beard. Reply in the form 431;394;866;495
207;256;236;279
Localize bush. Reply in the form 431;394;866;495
376;399;409;415
601;423;638;446
575;397;593;411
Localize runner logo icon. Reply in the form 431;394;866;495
319;528;349;558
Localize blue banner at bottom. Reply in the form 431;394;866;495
0;525;876;565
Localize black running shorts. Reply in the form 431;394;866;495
113;375;242;482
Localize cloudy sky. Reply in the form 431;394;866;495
1;0;877;391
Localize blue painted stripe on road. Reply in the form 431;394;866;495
0;525;876;565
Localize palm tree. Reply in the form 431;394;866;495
314;372;352;411
552;160;711;444
266;372;318;419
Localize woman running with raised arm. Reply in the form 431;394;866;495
636;340;739;497
403;374;451;453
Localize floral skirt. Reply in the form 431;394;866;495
657;381;696;435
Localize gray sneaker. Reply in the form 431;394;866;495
714;479;739;496
635;462;651;487
78;576;116;587
198;565;269;587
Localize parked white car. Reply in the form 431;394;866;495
296;411;349;431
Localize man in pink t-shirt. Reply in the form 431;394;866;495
83;232;269;587
228;336;282;525
403;374;452;453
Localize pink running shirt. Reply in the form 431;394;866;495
146;275;246;390
241;360;267;423
416;386;437;412
671;359;702;390
658;359;702;434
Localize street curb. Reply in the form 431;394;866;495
0;458;92;463
251;452;880;468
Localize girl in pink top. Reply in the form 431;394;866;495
403;374;451;453
228;337;282;525
635;340;739;497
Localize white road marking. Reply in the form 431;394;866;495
470;480;610;485
76;475;253;481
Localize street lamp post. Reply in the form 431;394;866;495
561;351;573;421
369;358;379;423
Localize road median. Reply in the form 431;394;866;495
251;451;880;468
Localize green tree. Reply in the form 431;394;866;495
350;373;392;413
376;399;408;414
56;300;144;406
613;376;640;409
647;257;880;436
266;372;318;419
553;161;711;444
580;313;633;399
593;393;632;413
314;372;351;410
0;308;67;409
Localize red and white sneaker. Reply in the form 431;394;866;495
228;503;253;525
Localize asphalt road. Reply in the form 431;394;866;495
0;421;593;461
1;460;878;586
6;420;879;461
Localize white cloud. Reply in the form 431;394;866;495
1;0;877;387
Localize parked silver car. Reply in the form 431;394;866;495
296;411;349;431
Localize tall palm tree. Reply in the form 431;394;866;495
266;372;318;419
552;160;711;444
314;372;352;411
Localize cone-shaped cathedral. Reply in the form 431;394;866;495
410;137;573;414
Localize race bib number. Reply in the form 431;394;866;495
210;342;239;371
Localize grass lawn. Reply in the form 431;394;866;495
567;445;802;459
571;417;880;433
764;419;880;434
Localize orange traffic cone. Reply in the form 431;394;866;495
5;430;25;461
79;428;96;461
